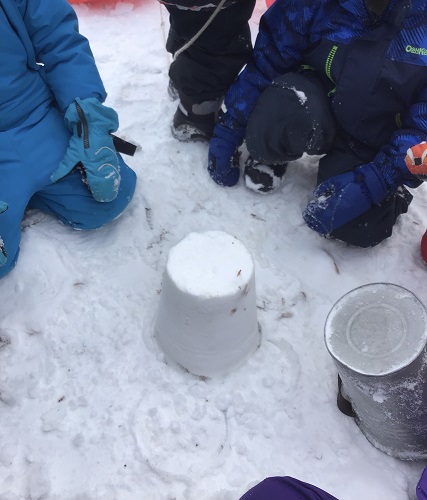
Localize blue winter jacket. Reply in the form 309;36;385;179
223;0;427;188
0;0;106;131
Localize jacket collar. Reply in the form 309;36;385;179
339;0;412;27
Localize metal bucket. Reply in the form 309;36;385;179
325;283;427;460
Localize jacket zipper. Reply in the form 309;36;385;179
325;45;338;96
75;100;90;149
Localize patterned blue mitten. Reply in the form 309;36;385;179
51;98;121;202
208;123;244;187
303;163;389;235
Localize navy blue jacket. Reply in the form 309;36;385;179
223;0;427;188
0;0;106;131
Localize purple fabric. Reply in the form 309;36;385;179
417;467;427;500
239;476;338;500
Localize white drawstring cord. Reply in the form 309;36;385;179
172;0;228;60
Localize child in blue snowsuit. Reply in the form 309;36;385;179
0;0;137;278
208;0;427;248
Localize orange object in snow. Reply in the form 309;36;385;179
405;141;427;179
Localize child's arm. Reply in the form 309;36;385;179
17;0;107;110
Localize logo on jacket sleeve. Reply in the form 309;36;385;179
406;45;427;56
405;141;427;179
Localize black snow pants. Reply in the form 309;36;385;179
244;71;412;248
164;0;256;105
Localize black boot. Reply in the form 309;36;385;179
243;156;288;194
171;95;221;143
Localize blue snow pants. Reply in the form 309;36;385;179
0;106;137;278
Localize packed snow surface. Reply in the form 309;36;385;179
1;1;427;499
167;231;253;297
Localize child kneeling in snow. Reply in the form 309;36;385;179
208;0;427;248
0;0;137;278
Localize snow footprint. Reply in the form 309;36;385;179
133;389;227;478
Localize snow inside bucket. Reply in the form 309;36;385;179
325;283;427;459
155;231;261;378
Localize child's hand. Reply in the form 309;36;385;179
207;121;245;187
51;98;121;203
303;164;389;235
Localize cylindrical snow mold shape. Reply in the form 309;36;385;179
155;231;261;378
325;283;427;460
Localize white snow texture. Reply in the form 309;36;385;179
0;1;426;499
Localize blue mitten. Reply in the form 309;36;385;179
0;201;8;267
208;123;244;187
51;97;121;202
303;163;389;235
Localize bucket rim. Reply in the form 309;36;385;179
324;282;427;377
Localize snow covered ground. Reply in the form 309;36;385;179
1;1;427;498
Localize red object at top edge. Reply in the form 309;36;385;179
421;230;427;265
265;0;275;7
69;0;114;4
68;0;135;5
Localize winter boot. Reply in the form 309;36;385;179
243;156;288;194
171;95;222;143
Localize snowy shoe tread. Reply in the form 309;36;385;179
244;157;288;194
171;106;215;143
